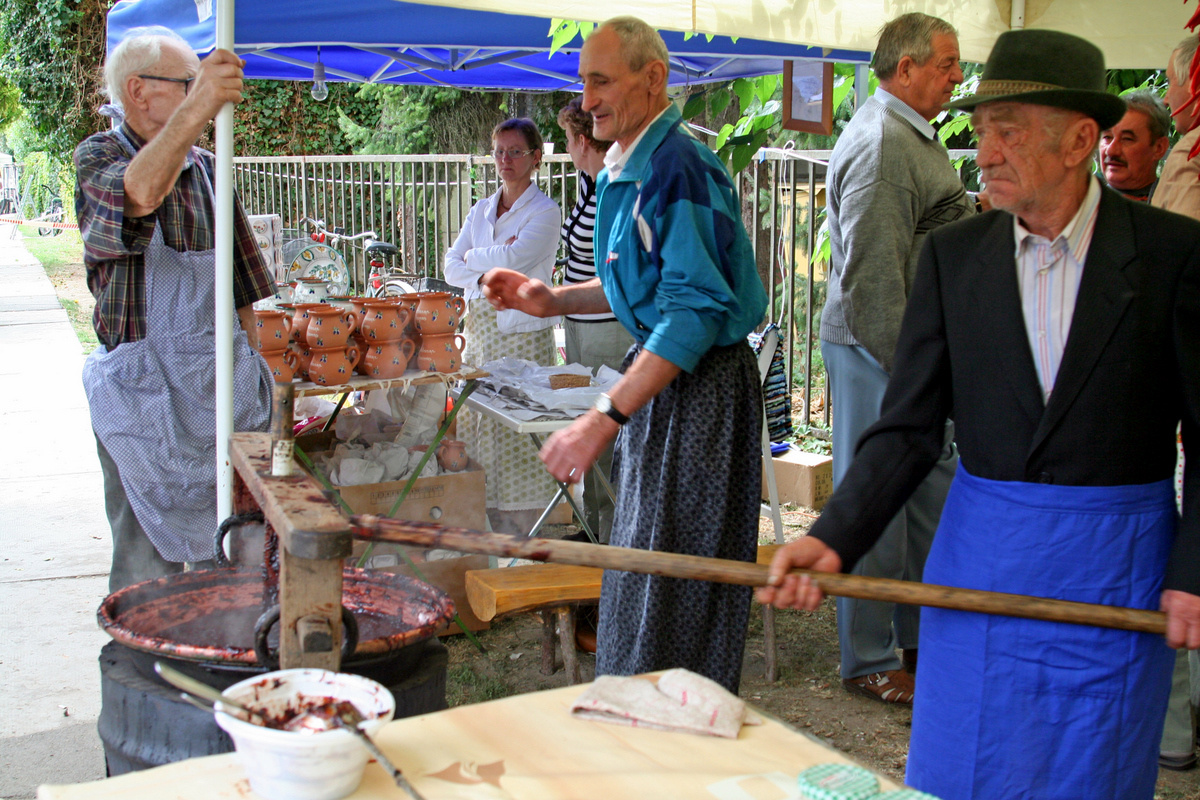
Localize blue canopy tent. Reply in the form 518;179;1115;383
106;0;869;91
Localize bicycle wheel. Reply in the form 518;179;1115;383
38;196;63;237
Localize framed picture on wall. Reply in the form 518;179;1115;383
782;60;834;135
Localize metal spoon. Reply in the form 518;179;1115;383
288;700;426;800
153;662;269;726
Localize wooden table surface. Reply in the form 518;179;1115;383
39;677;899;799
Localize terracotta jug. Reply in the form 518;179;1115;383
361;300;414;343
288;303;326;344
305;305;359;348
362;338;417;380
416;332;466;373
306;344;362;386
435;438;469;472
253;309;292;353
260;348;300;383
413;292;466;335
289;341;313;382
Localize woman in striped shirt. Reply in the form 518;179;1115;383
557;97;634;545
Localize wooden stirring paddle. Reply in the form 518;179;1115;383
349;516;1166;636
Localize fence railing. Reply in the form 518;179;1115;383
234;148;977;432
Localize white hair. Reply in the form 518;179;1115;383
104;26;193;107
1172;34;1199;86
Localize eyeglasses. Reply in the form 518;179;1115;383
138;74;194;95
492;148;536;161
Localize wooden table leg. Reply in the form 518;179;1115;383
540;610;557;676
557;606;580;684
763;605;778;683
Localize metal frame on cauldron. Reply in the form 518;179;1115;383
230;368;487;671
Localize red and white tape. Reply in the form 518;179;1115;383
0;214;80;230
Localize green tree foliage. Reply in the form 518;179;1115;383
233;80;381;156
0;0;108;162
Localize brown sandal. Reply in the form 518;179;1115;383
842;669;915;705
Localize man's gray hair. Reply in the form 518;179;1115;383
104;26;192;107
600;16;669;72
1122;90;1170;142
1171;34;1199;88
871;12;957;81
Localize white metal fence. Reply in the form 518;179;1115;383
233;148;976;429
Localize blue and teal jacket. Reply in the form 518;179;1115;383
595;104;768;373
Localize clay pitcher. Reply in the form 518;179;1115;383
253;309;292;353
435;438;468;472
362;338;417;380
306;344;362;386
413;292;466;335
305;305;359;348
260;348;300;383
292;278;330;304
416;332;466;373
288;341;314;382
361;301;413;343
287;303;325;344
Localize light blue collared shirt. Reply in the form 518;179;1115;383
873;87;936;141
1013;176;1103;402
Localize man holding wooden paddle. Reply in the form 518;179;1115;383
760;29;1200;800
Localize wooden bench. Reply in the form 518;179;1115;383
464;546;785;685
465;564;602;684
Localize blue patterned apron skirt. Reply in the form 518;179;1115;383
595;342;762;694
82;143;271;562
906;467;1176;800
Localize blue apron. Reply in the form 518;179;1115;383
82;133;271;562
907;467;1176;800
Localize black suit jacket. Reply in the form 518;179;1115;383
814;187;1200;595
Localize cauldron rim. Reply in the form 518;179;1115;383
97;566;455;666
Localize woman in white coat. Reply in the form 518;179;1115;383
444;118;561;534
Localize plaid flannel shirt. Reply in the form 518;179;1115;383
73;124;274;348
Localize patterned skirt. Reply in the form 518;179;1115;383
595;342;763;694
460;300;559;511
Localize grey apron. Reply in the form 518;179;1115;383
83;136;271;562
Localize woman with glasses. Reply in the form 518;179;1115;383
444;118;561;535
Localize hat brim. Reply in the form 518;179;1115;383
945;89;1126;130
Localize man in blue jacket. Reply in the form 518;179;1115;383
482;16;767;693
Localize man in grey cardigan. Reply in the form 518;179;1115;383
820;12;974;703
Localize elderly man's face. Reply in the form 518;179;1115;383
905;33;964;121
579;26;660;148
973;102;1080;217
134;43;199;134
1167;58;1197;133
1100;108;1167;191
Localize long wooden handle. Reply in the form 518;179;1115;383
349;516;1167;636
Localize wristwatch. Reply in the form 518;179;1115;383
594;393;630;426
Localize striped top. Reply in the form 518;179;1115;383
561;171;616;323
1013;176;1102;403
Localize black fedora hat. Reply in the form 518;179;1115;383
945;29;1126;129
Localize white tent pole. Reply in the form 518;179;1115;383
1010;0;1026;29
215;0;235;530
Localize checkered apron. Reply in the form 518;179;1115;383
82;139;271;561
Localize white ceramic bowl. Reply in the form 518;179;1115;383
215;668;396;800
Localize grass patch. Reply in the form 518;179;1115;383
19;226;83;273
60;298;100;354
445;663;509;707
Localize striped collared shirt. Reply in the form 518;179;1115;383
74;124;273;348
1013;176;1102;402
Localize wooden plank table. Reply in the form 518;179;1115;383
39;677;901;799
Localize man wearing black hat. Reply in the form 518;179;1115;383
760;29;1200;800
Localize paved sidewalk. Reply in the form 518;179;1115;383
0;223;110;798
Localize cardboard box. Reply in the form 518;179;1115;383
763;448;833;510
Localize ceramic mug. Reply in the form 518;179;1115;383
416;332;466;373
253;309;293;353
413;292;466;335
260;348;300;383
435;439;469;472
361;301;414;343
286;303;326;345
306;344;362;386
305;305;359;349
288;341;313;382
292;278;330;304
362;338;417;380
